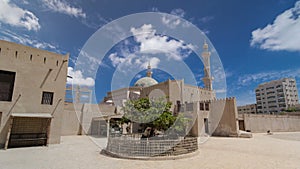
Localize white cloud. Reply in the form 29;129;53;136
19;0;29;5
199;16;214;23
250;1;300;51
211;66;231;85
215;89;227;94
67;67;95;86
1;29;57;50
238;68;300;86
74;50;109;75
0;0;40;31
107;24;195;78
162;16;182;29
161;9;191;29
130;24;194;61
170;8;185;18
141;57;160;69
109;53;126;67
109;52;161;71
42;0;86;18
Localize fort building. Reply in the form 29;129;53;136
0;40;69;149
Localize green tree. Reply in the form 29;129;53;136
286;107;297;112
121;97;188;133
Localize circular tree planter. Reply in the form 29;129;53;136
104;135;198;160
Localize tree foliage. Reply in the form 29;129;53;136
286;107;297;112
121;97;188;133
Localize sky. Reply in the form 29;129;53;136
0;0;300;105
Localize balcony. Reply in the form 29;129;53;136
276;89;283;93
267;96;276;99
269;105;277;108
266;87;274;90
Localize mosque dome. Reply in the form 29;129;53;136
134;77;158;87
134;62;158;87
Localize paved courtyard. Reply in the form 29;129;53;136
1;132;300;169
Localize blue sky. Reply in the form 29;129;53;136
0;0;300;105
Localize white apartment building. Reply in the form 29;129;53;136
237;104;257;114
255;78;299;114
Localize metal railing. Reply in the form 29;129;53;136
106;134;198;157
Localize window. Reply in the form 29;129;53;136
0;70;16;101
205;103;209;111
41;91;54;105
0;112;2;126
200;103;204;110
176;101;181;112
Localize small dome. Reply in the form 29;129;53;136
134;77;158;87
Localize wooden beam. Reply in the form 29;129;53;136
40;69;52;88
4;117;14;150
7;94;21;117
54;60;67;81
51;99;62;116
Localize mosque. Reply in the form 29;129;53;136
99;41;240;137
102;41;215;109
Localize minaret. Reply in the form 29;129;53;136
202;40;213;90
146;62;152;77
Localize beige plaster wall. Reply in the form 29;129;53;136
61;103;81;136
243;114;300;132
209;98;239;136
61;103;115;136
0;40;68;145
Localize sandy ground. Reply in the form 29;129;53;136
0;132;300;169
